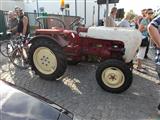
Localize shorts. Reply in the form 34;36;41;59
137;47;147;60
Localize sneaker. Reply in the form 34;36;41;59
136;67;147;73
141;66;147;70
144;55;148;59
144;56;152;60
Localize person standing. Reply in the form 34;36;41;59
139;9;150;58
7;11;18;34
141;9;147;19
104;7;117;27
118;12;131;28
132;16;143;29
16;8;30;37
148;15;160;114
140;9;152;59
138;9;147;26
136;8;153;72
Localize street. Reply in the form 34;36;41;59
0;51;160;120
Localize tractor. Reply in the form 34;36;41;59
28;16;141;93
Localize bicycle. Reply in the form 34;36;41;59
0;32;31;69
0;32;17;57
9;35;31;69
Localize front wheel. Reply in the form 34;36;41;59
28;39;67;80
96;59;132;93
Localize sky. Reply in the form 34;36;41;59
116;0;160;14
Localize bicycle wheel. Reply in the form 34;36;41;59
10;47;30;69
0;40;14;57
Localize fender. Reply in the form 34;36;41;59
29;35;68;47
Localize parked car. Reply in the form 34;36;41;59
0;80;73;120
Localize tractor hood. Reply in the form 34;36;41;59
87;27;142;63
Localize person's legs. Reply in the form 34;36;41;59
157;73;160;114
158;103;160;114
137;58;142;68
155;48;160;79
137;47;147;71
155;48;160;114
156;65;160;77
145;41;150;58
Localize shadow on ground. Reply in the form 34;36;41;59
1;57;160;120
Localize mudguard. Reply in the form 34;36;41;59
29;35;68;47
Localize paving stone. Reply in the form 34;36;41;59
0;50;160;120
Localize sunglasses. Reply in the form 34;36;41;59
148;12;153;14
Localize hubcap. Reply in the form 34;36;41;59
101;67;125;88
33;47;57;75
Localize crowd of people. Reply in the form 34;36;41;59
105;7;160;114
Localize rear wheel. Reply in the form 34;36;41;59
0;40;14;57
10;47;29;69
96;59;132;93
28;39;67;80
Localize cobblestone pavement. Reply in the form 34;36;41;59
0;51;160;120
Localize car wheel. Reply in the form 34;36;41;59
28;39;67;80
96;59;132;93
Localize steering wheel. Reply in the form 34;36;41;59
69;17;84;30
49;17;66;29
36;17;66;29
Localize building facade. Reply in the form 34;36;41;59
0;0;114;26
0;0;24;11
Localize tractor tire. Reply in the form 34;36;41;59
28;39;67;80
96;59;132;93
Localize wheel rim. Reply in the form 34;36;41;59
101;67;125;88
33;47;57;75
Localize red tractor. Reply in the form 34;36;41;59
28;16;141;93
